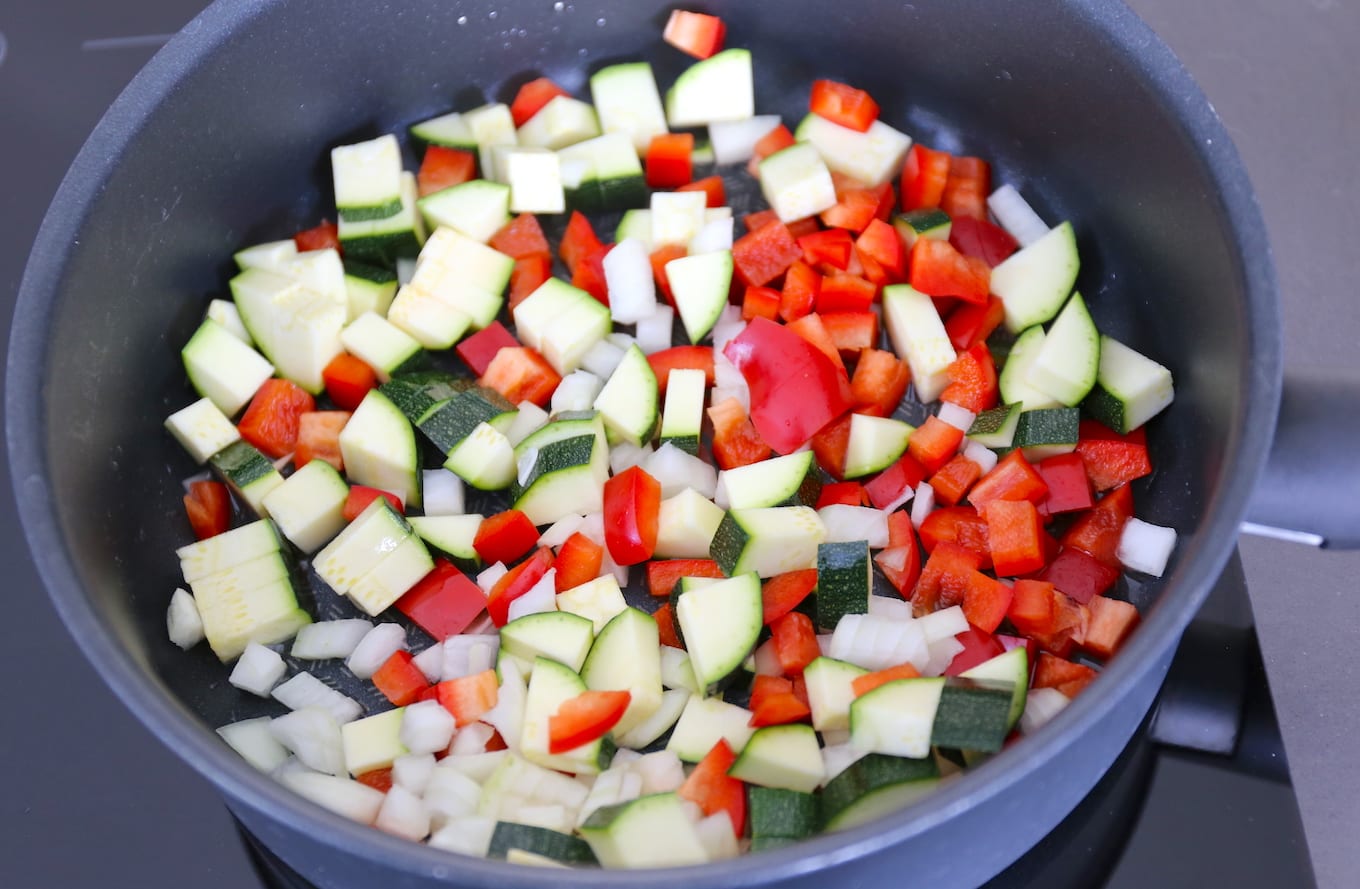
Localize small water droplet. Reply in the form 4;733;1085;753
553;1;564;10
456;14;467;25
488;9;498;18
578;47;588;56
596;16;607;26
999;68;1013;81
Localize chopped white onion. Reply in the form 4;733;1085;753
708;115;782;164
476;561;509;594
229;643;287;697
399;700;458;755
516;447;539;488
412;644;444;683
581;337;627;380
817;633;836;656
644;442;718;499
818;505;890;548
424;766;484;826
391;752;438;795
291;619;374;660
962;439;999;475
1116;517;1177;577
428;815;495;857
441;750;507;783
166;588;205;650
511;804;575;834
1019;687;1071;735
712;354;750;414
538;514;586;548
269;708;346;775
867;595;914;621
218;717;290;772
481;658;526;751
917;606;970;642
936;402;977;434
602;238;658;323
441;634;500;681
911;482;936;528
634;304;676;355
421;470;465;516
987;184;1050;247
922;636;965;677
504;401;550;447
447;721;495;756
551;369;603;414
576;767;643;827
608;331;637;351
821;742;868;781
696;812;740;860
820;728;851;747
829;613;928;671
375;784;431;841
609;441;654;476
709;305;746;353
506;567;559;621
600;547;629;588
346;623;407;679
631;750;686;795
881;483;916;515
279;771;385;824
576;512;606;547
712;475;730;511
272;672;364;724
689;217;734;256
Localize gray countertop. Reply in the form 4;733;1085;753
1;1;1357;886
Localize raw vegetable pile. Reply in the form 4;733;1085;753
163;9;1179;869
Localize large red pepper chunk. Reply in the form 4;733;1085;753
678;740;746;838
237;378;316;458
485;547;555;627
183;480;231;540
724;318;855;455
1073;420;1153;491
603;466;662;566
394;560;486;641
473;509;540;565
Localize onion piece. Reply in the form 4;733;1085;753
829;613;928;671
391;752;438;795
476;562;508;594
987;184;1050;247
962;439;999;475
411;644;444;683
269;708;346;776
609;441;654;476
441;634;500;681
421;469;465;516
291;619;374;660
817;505;890;548
708;115;782;164
689;217;734;257
506;567;558;621
504;401;550;447
375;784;431;841
602;238;658;323
229;642;287;697
867;595;913;621
278;770;384;825
272;672;364;724
218;717;290;772
581;337;627;380
709;305;746;353
1116;517;1177;577
634;304;676;355
644;442;718;499
166;587;205;650
538;514;586;548
936;402;977;434
910;482;936;528
631;750;686;794
696;811;740;860
1019;687;1071;735
551;369;603;414
399;700;458;755
428;815;495;857
447;721;495;756
345;623;407;679
917;605;969;642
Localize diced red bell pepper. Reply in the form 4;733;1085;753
909;237;991;305
940;342;999;413
455;321;519;378
941;156;990;221
417;146;477;197
799;228;854;270
474;510;540;566
295;410;349;471
294;220;340;253
677;175;727;208
809;79;880;132
560;211;603;276
1037;452;1095;515
1033;653;1098;698
944;626;1007;676
816;481;870;508
900;144;952;211
820;188;881;233
1038;546;1120;605
707;397;772;470
434;669;499;726
1063;483;1135;567
490;213;552;259
647;558;724;598
785;313;848;378
646;133;695;188
678;739;746;839
648;345;716;395
485;547;555;627
929;454;983;508
732;220;804;288
322;353;378;412
653;602;683;649
394;560;487;641
851;349;911;419
949;216;1018;267
874;538;922;598
548;690;632;753
723;317;856;455
913;541;984;615
571;243;611;306
510;77;570;127
820;311;879;359
908;415;966;475
944;295;1006;352
770;612;821;677
508;253;553;311
1082;595;1140;659
183;480;231;540
785;217;823;240
742;285;783;322
478;346;561;409
984;499;1047;577
968;449;1049;512
650;243;687;306
603;466;662;566
553;532;605;593
887;508;917;548
856;218;907;280
372;650;432;707
743;209;780;234
747;124;796;176
780;260;821;322
850;663;921;698
816;274;876;313
663;9;727;59
761;569;819;625
962;571;1014;633
238;378;316;459
810;412;854;480
865;449;928;509
1074;421;1153;492
1008;580;1089;658
749;675;812;727
343;486;404;522
918;505;992;562
355;768;393;793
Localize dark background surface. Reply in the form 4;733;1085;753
1;1;1356;887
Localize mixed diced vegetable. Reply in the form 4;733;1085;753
162;10;1177;869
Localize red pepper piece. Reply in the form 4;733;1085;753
295;411;349;471
1036;452;1095;515
559;211;603;276
490;213;552;259
473;510;540;565
1033;653;1098;698
478;346;561;409
183;480;231;540
747;124;796;176
707;397;772;470
676;175;727;208
820;188;881;233
900;144;952;211
810;412;854;481
850;348;912;419
820;311;879;359
510;77;570;127
761;569;819;625
238;378;316;459
798;228;854;270
785;313;848;378
949;215;1018;267
944;295;1006;352
648;345;716;395
434;669;499;726
645;133;695;189
485;547;555;627
816;274;877;313
372;651;432;707
294;220;340;253
1038;546;1120;605
394;560;486;641
855;218;908;281
653;602;683;649
603;466;661;566
944;626;1007;676
343;486;404;522
548;690;632;754
508;253;553;311
647;559;724;598
741;285;783;322
907;415;966;475
1063;483;1135;566
322;353;378;412
851;663;921;698
455;321;519;378
874;536;922;598
809;79;880;132
552;532;605;593
909;237;991;304
749;675;812;726
571;243;612;306
940;342;999;413
417;146;477;197
355;768;393;793
968;449;1049;512
816;481;870;509
732;220;804;287
1074;420;1153;492
663;9;727;59
962;570;1015;633
913;541;984;615
918;505;993;568
929;454;983;508
770;611;821;677
678;740;746;839
1082;595;1140;659
984;499;1047;577
779;260;822;322
941;156;990;221
650;243;687;307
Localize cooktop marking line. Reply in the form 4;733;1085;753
80;34;174;52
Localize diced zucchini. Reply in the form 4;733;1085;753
658;367;706;455
230;258;348;395
444;421;517;490
488;822;597;863
893;209;952;247
1082;334;1175;433
579;793;709;869
463;103;519;183
665;49;754;127
260;459;350;553
793;114;913;188
651;190;708;248
521;657;605;774
502;148;566;215
341;708;408;776
410;110;478;152
659;645;699;694
557;132;648;214
513;278;612;375
991;220;1081;333
343;260;399;321
747;786;818;839
517;95;601;151
819;753;940;832
709;506;825;578
417;179;511;245
331;134;403;223
728;724;824;794
181;318;275;417
967;402;1023;450
555;575;628;634
759;143;837;223
314;498;412;596
339;171;426;267
234;238;298;273
592;343;660;446
843;414;914;479
816;540;872;631
882;283;956;403
960;648;1030;731
589;63;668;155
339;389;421;508
666;250;734;345
850;677;945;759
717;451;822;510
210;440;284;516
339;311;424;382
803;656;868;733
675;572;762;692
665;695;756;763
580;607;663;736
1013;407;1080;461
348;533;434;617
378;371;467;424
501;611;596;674
405;226;512;329
1026;292;1100;406
513;433;608;526
998;325;1063;411
930;678;1015;753
165;397;241;464
385;284;473;350
419;386;517;454
176;519;281;583
654;487;725;559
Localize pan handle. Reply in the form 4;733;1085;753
1241;369;1360;549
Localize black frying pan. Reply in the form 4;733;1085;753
7;1;1356;887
